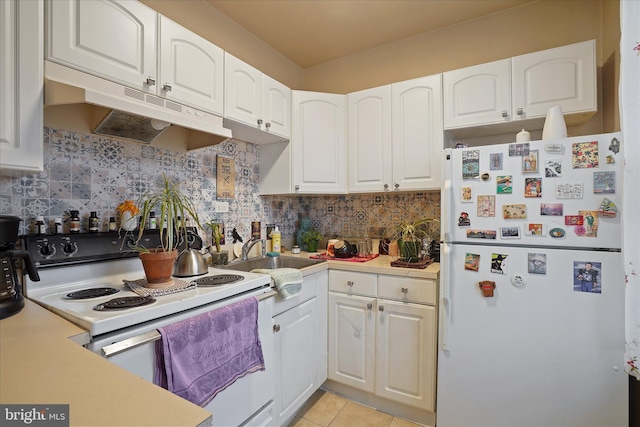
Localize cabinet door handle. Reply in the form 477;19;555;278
146;76;156;86
265;122;271;130
378;305;384;312
401;287;408;294
347;281;354;287
257;119;264;126
501;110;508;118
162;83;172;92
516;108;524;116
295;184;300;191
273;324;280;333
394;183;399;190
383;183;389;191
366;303;373;310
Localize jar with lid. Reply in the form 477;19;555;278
89;211;99;232
34;216;46;235
148;211;157;230
108;217;117;232
69;210;80;233
53;218;63;235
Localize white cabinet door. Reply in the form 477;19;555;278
512;40;596;120
262;74;291;138
347;86;392;193
158;16;223;115
46;0;157;92
224;52;262;128
375;299;437;411
314;270;329;386
328;292;376;393
273;297;318;426
443;59;511;129
292;91;347;194
0;0;43;173
391;75;443;191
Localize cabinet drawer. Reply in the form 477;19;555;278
377;275;436;305
329;270;377;297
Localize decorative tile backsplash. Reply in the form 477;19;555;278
0;127;441;246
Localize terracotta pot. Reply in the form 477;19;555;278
139;249;178;288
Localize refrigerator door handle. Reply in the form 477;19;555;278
441;149;453;244
439;242;451;352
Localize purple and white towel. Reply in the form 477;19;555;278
154;297;265;406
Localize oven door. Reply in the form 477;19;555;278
87;289;275;427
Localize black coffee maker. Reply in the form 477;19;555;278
0;215;40;320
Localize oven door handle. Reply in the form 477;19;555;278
100;290;276;358
101;330;161;358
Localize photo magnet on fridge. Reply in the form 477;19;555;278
462;150;480;179
528;253;547;274
598;198;618;218
496;175;513;194
522;150;538;173
524;177;542;198
500;226;521;239
491;253;508;274
577;210;598;237
490;153;503;170
458;212;471;227
502;204;527;219
572;141;599;169
477;195;496;217
461;186;473;203
555;183;583;199
545;159;562;177
465;253;480;271
525;223;546;236
573;261;601;294
593;171;616;194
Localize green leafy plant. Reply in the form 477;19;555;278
301;228;323;246
133;174;202;253
384;217;439;260
206;220;224;252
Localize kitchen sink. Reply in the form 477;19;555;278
219;256;326;272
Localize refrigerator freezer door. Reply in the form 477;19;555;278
436;243;627;427
443;133;622;249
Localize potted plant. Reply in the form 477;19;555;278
206;220;228;266
301;228;323;253
130;174;202;286
385;218;438;262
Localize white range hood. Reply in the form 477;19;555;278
44;61;233;147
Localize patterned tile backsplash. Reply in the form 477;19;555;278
0;127;441;246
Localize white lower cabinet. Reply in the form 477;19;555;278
328;271;437;413
271;270;328;426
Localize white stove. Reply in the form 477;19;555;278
24;256;270;336
21;232;276;426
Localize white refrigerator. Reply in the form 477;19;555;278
437;132;628;427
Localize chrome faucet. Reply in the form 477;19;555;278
240;238;266;261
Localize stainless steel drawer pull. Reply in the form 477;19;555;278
517;107;524;116
273;324;281;333
101;330;160;358
366;303;373;310
162;83;172;92
501;110;508;118
401;287;408;294
146;76;156;86
378;305;384;312
347;281;354;287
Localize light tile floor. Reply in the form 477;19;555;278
288;390;423;427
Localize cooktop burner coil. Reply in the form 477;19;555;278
66;287;120;299
194;274;244;287
93;296;156;311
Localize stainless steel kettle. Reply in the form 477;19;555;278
173;248;208;277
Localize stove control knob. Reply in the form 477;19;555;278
39;243;56;258
63;241;78;256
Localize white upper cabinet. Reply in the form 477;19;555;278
443;59;511;128
158;16;224;116
292;91;347;194
0;0;43;173
511;40;596;120
444;40;596;132
348;86;392;193
46;1;226;116
391;75;443;191
46;0;157;93
348;75;442;193
224;52;291;143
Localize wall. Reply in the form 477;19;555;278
0;128;440;248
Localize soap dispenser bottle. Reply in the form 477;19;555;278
271;226;282;252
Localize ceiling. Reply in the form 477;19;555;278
206;0;534;69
